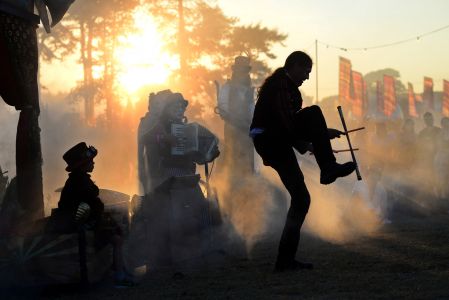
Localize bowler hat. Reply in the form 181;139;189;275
165;93;188;108
63;142;97;172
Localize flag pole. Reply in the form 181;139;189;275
315;39;318;104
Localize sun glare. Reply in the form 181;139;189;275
115;8;178;102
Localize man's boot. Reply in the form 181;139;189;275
320;161;356;185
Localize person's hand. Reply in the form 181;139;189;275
75;202;91;223
193;145;220;165
328;128;344;139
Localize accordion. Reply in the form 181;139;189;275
171;122;219;163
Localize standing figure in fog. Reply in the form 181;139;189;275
434;117;449;201
418;112;441;196
138;91;219;193
217;56;255;181
135;91;220;267
250;51;356;271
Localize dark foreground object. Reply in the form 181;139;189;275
320;161;356;185
274;260;314;272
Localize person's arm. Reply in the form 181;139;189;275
266;80;298;137
81;178;104;221
58;179;80;214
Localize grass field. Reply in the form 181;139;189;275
30;210;448;300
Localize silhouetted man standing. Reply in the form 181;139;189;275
250;51;355;271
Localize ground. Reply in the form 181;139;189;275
12;211;447;300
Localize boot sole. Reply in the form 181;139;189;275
320;165;356;185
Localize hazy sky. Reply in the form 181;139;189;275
40;0;449;102
220;0;449;99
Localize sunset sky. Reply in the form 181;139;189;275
220;0;449;99
41;0;449;102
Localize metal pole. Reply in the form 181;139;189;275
204;162;210;198
337;106;362;180
315;39;318;103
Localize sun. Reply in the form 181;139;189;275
114;8;178;103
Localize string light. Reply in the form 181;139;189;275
317;23;449;52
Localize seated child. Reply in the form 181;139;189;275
58;142;134;287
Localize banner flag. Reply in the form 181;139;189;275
363;80;368;115
423;77;434;111
351;70;364;118
407;83;418;118
383;75;396;117
339;57;352;107
376;80;383;115
443;80;449;117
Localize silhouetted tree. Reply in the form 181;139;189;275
56;0;140;125
364;68;406;95
147;0;287;118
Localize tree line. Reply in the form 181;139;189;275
39;0;287;126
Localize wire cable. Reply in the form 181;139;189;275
317;23;449;52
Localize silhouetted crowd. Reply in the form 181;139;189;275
351;112;449;219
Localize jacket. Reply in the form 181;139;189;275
250;67;303;142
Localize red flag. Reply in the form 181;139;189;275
407;83;418;118
339;57;352;107
351;70;364;118
376;80;383;115
443;80;449;117
383;75;396;117
363;80;368;115
423;77;434;111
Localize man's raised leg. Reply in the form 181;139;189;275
295;105;356;184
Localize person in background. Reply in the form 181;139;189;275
418;112;441;197
396;119;417;169
434;117;449;203
216;56;255;180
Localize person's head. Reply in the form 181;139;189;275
148;89;172;112
162;93;188;123
284;51;313;87
440;117;449;130
63;142;97;173
423;112;434;127
231;56;251;85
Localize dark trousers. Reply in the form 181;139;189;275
294;105;335;170
272;150;310;263
253;105;335;263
